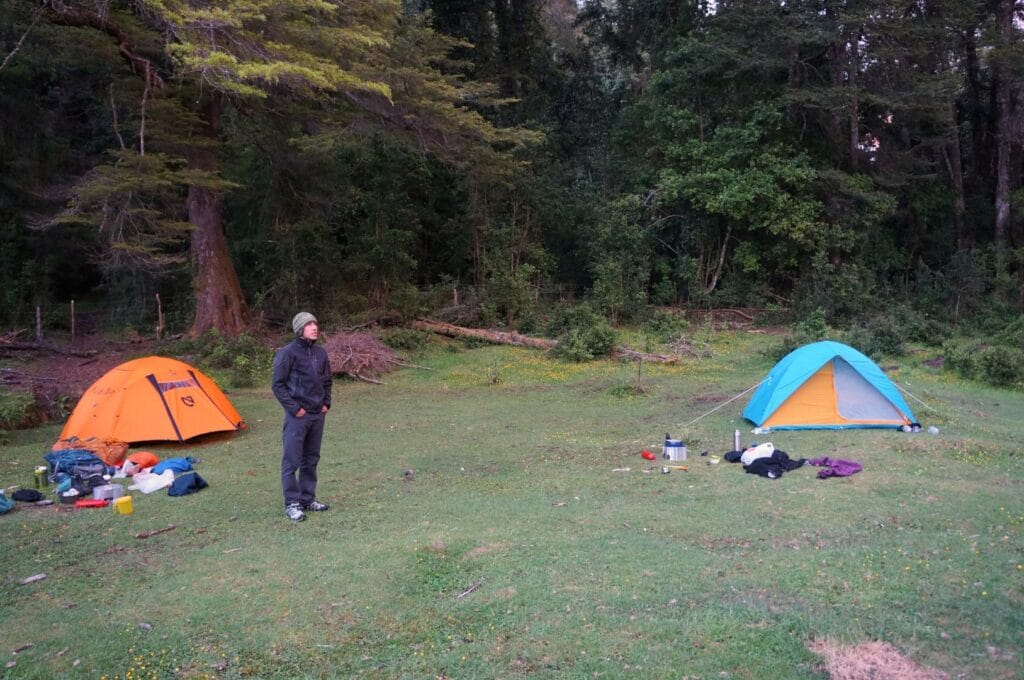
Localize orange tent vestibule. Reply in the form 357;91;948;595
61;356;244;444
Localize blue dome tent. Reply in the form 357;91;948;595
743;341;916;430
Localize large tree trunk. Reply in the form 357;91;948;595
944;99;969;249
189;95;247;336
46;6;247;336
992;0;1014;263
962;28;986;194
848;34;860;171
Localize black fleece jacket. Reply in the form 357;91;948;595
271;337;332;416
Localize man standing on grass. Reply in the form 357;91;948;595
272;311;333;522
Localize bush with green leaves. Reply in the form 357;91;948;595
165;330;273;388
943;337;1024;390
0;388;38;429
764;307;832;361
549;304;616;362
839;303;953;358
942;339;981;380
480;263;541;329
994;315;1024;347
378;328;431;352
977;345;1023;388
841;314;907;359
642;310;690;343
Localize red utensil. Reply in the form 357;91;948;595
75;498;109;509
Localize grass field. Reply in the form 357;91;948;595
1;331;1022;679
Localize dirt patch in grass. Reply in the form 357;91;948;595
696;535;754;551
1;335;156;429
466;541;511;558
808;638;948;679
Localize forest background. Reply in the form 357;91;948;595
1;0;1022;369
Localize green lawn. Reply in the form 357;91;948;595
2;332;1022;679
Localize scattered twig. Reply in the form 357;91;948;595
1;368;60;383
19;573;47;585
387;359;436;371
135;525;176;539
456;580;483;599
0;341;97;358
12;643;33;654
323;333;400;381
668;336;714;358
223;547;243;553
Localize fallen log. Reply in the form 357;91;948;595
411;319;555;350
411;319;677;364
0;341;97;358
612;347;678;364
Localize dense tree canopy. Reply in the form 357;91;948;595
1;0;1021;335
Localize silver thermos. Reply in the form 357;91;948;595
733;429;741;451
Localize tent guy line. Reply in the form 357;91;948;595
894;382;939;413
675;383;765;430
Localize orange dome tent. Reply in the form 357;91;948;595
60;356;244;444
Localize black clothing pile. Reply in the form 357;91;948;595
724;449;807;479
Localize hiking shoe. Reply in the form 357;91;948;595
285;503;306;522
304;500;329;512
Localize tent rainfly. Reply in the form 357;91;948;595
60;356;244;443
743;341;916;430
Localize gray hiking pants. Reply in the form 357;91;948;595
281;411;325;507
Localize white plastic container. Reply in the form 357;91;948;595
664;439;687;461
92;483;124;501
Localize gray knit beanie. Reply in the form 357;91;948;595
291;312;317;337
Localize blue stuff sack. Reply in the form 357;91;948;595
151;457;195;475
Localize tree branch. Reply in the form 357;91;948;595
0;4;44;73
47;4;165;88
109;85;126;150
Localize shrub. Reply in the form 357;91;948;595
942;339;981;380
166;330;273;388
550;304;616;362
378;328;431;352
842;315;907;358
765;308;832;361
978;345;1024;388
943;337;1023;389
480;263;541;328
555;325;616;362
0;388;39;429
994;315;1024;347
643;310;690;343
